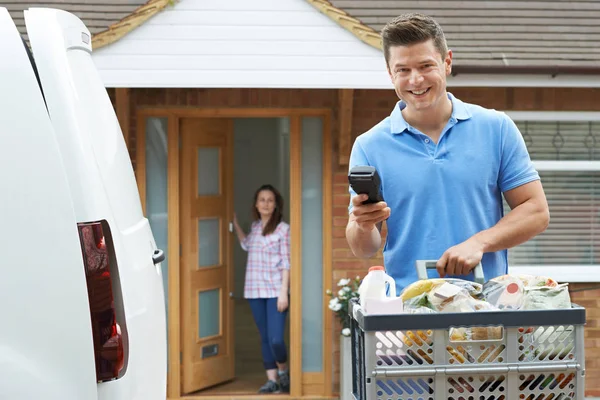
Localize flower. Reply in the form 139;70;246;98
325;275;362;335
328;298;339;310
337;278;351;287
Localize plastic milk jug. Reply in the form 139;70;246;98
358;266;401;315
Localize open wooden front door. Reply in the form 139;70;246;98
180;118;234;394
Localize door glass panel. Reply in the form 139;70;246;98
145;117;169;369
198;289;220;338
301;117;323;372
198;148;220;196
198;218;220;267
145;117;168;306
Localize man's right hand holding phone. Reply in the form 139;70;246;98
350;194;391;232
346;194;391;258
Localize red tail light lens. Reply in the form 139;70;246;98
78;221;127;382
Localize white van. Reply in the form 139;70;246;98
0;7;166;400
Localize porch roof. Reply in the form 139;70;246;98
4;0;600;88
315;0;600;74
0;0;168;50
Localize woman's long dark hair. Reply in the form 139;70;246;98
252;184;284;236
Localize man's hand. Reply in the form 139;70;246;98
436;237;485;277
346;194;391;258
350;194;391;232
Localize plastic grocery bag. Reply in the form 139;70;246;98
522;283;571;310
482;275;526;310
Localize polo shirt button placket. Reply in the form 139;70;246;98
424;137;435;157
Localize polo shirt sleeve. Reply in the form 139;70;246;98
498;113;540;193
348;139;370;213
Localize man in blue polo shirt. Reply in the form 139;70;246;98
346;13;550;292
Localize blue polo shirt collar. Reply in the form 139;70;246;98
390;92;472;134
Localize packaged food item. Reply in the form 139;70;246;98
522;283;571;310
399;278;445;302
515;274;559;288
482;275;525;310
403;292;435;312
482;274;566;311
405;306;436;314
400;278;482;302
358;266;396;304
435;290;481;313
471;326;503;341
449;326;503;342
401;278;488;316
450;327;468;341
399;273;569;321
358;266;400;315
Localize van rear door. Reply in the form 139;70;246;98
0;8;97;400
24;8;166;400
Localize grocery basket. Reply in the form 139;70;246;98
349;260;586;400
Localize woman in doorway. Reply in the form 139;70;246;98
233;184;290;394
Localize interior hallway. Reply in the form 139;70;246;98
192;298;290;396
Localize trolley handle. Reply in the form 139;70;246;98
415;260;485;285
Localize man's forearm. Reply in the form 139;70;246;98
473;199;549;253
346;220;382;258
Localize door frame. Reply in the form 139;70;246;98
136;107;333;399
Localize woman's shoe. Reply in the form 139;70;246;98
278;370;290;393
258;380;281;394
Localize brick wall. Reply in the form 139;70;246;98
119;87;600;396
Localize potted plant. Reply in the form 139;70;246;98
326;276;361;400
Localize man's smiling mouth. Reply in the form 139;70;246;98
410;88;430;96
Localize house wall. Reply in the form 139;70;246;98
92;0;386;89
117;87;600;397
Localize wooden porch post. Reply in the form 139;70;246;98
115;88;131;147
338;89;354;166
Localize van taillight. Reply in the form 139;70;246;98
78;221;127;382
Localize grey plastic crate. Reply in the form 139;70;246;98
349;299;586;400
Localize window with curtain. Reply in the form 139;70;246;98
503;116;600;274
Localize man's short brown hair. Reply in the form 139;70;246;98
381;13;448;65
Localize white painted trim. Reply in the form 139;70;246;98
509;266;600;283
98;72;600;89
506;111;600;121
448;74;600;88
533;161;600;171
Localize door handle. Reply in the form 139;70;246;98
152;249;165;265
229;222;233;233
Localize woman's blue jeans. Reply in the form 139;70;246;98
247;298;288;370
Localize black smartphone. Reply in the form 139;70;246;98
348;166;383;204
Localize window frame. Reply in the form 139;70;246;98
504;111;600;282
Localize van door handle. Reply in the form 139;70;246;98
152;249;165;265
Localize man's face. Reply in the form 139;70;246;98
386;39;452;113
